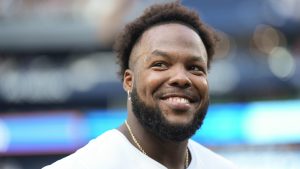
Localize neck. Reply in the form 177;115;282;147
118;115;189;169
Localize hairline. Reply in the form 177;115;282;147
129;21;207;70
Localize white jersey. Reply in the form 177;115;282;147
43;129;237;169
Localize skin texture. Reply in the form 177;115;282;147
119;23;209;169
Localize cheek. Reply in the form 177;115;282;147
142;71;166;97
195;77;209;96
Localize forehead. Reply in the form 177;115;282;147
132;23;208;64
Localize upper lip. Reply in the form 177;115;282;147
160;93;198;103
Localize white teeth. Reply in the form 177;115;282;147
180;98;186;103
166;97;189;104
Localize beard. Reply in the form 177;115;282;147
130;87;209;142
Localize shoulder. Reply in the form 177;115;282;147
188;140;238;169
43;129;127;169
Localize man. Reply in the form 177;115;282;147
43;2;237;169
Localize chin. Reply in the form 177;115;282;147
163;114;194;126
130;86;209;142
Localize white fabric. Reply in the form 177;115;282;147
43;129;238;169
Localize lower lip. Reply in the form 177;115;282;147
160;99;192;112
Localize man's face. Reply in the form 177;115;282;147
126;23;209;141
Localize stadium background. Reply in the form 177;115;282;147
0;0;299;168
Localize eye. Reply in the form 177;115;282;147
188;65;206;75
190;65;201;71
151;61;168;70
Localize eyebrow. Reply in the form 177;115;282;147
148;49;206;63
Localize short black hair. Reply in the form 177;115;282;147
114;2;217;81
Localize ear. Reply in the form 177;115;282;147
123;69;134;92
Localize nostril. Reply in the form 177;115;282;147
169;76;192;88
183;83;191;88
168;67;192;88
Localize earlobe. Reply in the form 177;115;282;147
123;69;134;92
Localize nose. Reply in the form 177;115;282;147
168;67;192;89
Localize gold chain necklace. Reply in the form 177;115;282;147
125;120;189;168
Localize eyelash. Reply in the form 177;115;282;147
189;65;206;74
151;62;168;68
151;62;206;74
189;65;202;71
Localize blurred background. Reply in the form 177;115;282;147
0;0;299;168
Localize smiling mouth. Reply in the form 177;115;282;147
160;93;197;103
160;96;196;112
164;97;190;104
